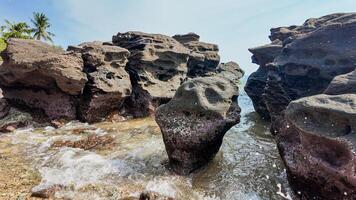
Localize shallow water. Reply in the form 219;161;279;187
0;89;293;199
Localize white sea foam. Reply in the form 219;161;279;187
145;178;177;198
32;148;132;192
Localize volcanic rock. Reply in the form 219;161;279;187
68;41;132;122
0;39;87;120
324;69;356;95
174;33;220;77
113;31;191;117
276;94;356;200
155;75;241;174
245;13;356;119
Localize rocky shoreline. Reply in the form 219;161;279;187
0;12;355;200
0;32;243;127
0;32;244;176
246;13;356;199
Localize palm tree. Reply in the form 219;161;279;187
31;12;55;43
0;20;32;40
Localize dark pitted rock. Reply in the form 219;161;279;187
0;98;10;119
324;69;356;95
113;31;191;117
248;43;282;67
245;13;356;119
0;38;87;95
216;61;244;83
68;41;132;122
262;72;291;132
244;64;277;119
269;13;356;43
155;75;241;174
2;87;77;119
173;32;200;44
174;33;220;77
276;94;356;200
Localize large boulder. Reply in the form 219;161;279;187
155;75;241;174
0;38;87;95
276;94;356;200
173;33;220;77
68;41;132;122
113;31;191;117
247;13;356;199
0;39;87;120
245;13;356;119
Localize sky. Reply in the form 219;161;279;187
1;0;356;74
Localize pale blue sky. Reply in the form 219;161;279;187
1;0;356;73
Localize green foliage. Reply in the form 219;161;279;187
0;12;55;45
0;20;32;40
0;38;5;61
31;12;55;43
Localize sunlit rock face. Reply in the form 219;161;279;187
155;74;241;175
68;41;132;122
324;69;356;95
245;13;356;119
173;33;220;77
0;32;234;124
112;31;191;118
0;38;87;120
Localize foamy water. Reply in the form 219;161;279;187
0;89;292;199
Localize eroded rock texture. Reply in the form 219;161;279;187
245;13;356;119
249;13;356;199
68;41;132;122
113;31;191;117
276;94;356;200
155;75;241;174
173;33;220;77
0;32;242;126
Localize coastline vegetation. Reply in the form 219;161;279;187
0;12;54;61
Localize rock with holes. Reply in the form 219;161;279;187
0;38;87;120
275;94;356;200
113;31;191;117
155;75;241;174
68;41;132;122
245;13;356;119
174;33;220;77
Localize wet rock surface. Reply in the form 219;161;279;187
52;134;115;150
155;75;241;174
0;107;34;132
